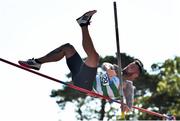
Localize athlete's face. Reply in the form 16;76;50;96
123;62;140;80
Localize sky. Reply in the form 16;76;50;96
0;0;179;120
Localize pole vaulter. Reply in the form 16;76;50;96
0;58;170;119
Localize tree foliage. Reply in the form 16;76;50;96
143;56;180;119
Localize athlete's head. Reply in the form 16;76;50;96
122;59;143;80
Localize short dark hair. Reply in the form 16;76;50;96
134;59;144;73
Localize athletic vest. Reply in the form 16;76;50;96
93;72;122;100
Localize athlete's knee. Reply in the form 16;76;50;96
62;43;74;49
62;43;76;57
61;43;74;51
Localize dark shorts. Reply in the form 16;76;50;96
66;52;97;90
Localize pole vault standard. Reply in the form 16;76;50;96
113;1;125;119
0;58;169;119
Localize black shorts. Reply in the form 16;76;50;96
66;52;97;90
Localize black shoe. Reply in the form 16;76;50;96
76;10;97;27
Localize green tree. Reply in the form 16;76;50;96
137;56;180;120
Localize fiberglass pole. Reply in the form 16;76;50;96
113;1;125;119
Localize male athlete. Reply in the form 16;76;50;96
18;10;143;112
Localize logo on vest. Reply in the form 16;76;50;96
100;73;110;86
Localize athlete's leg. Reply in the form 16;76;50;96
78;10;99;67
18;43;77;70
36;43;76;64
81;26;99;67
73;10;99;90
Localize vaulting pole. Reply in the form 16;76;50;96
113;1;125;119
